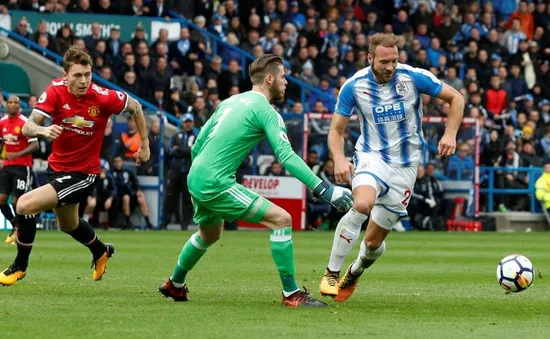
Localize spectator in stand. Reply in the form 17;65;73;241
118;116;141;162
151;28;169;52
14;17;31;41
139;120;161;176
208;13;228;42
169;27;201;85
33;20;54;47
146;56;172;100
506;1;535;40
484;75;508;120
265;161;285;176
308;78;335;112
119;71;141;97
162;113;197;230
122;0;148;16
151;88;166;110
147;0;169;17
95;0;116;15
444;66;464;91
494;141;523;212
54;24;74;56
218;59;246;99
84;22;102;51
502;18;527;54
101;118;116;163
446;143;475;180
111;155;153;230
166;88;187;118
189;96;210;129
27;95;37;108
71;0;92;13
129;26;147;50
221;33;242;64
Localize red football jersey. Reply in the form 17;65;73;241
34;78;128;174
0;113;36;167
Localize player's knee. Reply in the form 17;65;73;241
353;200;374;216
199;229;221;245
273;211;292;229
16;195;31;215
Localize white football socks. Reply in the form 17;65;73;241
327;208;368;272
351;240;386;274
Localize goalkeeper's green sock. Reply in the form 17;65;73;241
170;232;209;287
270;227;300;296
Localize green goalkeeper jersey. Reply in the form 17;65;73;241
188;91;321;200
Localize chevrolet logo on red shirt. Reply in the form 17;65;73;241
63;115;95;128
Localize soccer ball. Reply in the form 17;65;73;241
496;254;535;292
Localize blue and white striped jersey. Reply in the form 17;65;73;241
335;63;443;168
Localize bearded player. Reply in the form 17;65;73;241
0;95;38;244
158;54;353;307
319;33;464;301
0;46;150;285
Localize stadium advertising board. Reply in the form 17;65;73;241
238;175;305;230
10;10;181;44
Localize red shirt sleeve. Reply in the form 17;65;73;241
34;84;58;119
0;120;4;140
104;89;129;115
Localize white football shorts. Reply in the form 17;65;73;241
351;151;417;230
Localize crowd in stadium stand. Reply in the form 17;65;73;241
1;0;550;227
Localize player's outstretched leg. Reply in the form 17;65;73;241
320;208;368;297
262;204;327;307
0;213;36;285
336;217;389;302
321;185;375;297
159;224;221;301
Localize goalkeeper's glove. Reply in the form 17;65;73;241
314;181;354;212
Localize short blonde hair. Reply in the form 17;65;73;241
368;33;400;57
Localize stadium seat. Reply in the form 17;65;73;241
0;62;31;98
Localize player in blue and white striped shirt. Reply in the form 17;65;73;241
320;33;465;301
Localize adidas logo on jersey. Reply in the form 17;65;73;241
63;104;71;110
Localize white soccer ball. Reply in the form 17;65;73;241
496;254;535;292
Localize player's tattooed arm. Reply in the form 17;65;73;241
124;96;150;165
23;110;63;140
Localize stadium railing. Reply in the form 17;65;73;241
480;166;543;214
0;26;181;127
168;11;337;111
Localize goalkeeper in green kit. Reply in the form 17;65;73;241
159;54;353;307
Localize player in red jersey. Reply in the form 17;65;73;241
0;46;150;286
0;95;38;244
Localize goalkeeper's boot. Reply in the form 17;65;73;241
0;264;26;286
92;243;115;281
282;287;328;307
335;260;363;302
158;279;189;301
5;228;16;244
319;268;339;297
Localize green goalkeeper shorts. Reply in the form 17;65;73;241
191;183;273;226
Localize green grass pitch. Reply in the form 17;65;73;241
0;231;548;338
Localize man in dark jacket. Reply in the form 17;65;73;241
408;164;444;231
111;155;153;230
161;114;198;230
93;159;118;229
